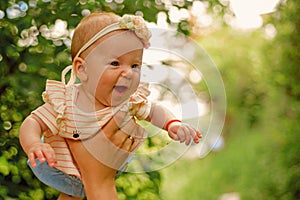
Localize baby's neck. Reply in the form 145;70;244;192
75;84;107;112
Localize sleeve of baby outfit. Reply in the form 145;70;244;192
31;79;68;135
129;82;152;120
31;103;59;135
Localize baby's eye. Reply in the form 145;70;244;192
110;61;119;67
132;64;141;69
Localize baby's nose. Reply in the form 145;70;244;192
121;67;133;78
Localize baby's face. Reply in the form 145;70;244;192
83;31;144;108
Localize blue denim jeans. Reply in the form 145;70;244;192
28;160;85;197
28;156;133;197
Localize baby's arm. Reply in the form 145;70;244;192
146;103;202;145
19;114;56;167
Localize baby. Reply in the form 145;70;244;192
19;12;202;200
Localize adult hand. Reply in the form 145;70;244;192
77;110;144;170
105;110;144;152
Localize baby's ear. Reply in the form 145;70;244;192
73;57;88;82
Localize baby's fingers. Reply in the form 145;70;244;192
43;149;57;167
28;148;46;167
168;130;179;141
184;126;202;145
28;143;56;167
183;126;195;145
28;152;38;167
197;131;202;138
193;130;202;143
177;126;189;144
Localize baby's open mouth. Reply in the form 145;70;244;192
114;86;128;93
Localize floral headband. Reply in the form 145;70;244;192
74;14;152;58
62;14;152;86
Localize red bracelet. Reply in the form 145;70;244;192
165;119;182;131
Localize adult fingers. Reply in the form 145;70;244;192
110;129;129;147
103;110;127;139
116;120;145;152
111;110;128;130
120;119;140;138
122;134;135;152
108;126;136;150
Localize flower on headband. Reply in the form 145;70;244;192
119;14;152;48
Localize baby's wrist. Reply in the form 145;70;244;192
165;119;181;131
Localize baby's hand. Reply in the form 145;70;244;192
27;143;57;168
167;120;202;145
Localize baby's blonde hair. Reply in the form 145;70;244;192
71;12;120;60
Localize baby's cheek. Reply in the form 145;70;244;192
131;81;140;94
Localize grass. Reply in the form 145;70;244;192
160;122;288;200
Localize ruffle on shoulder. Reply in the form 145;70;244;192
129;82;150;103
128;82;152;120
42;80;72;133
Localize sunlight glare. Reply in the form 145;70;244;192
229;0;280;29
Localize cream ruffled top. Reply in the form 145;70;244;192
41;79;152;140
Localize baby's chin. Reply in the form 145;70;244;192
110;92;131;106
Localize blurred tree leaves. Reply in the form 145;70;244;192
265;0;300;198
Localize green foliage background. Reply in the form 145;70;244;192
0;0;299;199
161;0;300;200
